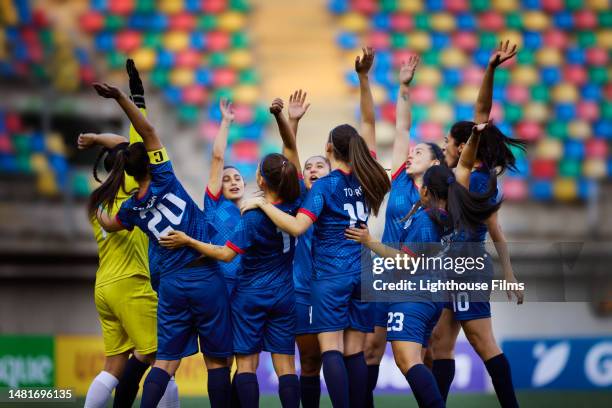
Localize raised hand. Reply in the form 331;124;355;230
93;82;124;100
126;58;145;107
158;230;190;249
344;224;372;243
77;133;97;150
240;197;266;214
489;40;518;68
288;89;310;121
399;55;420;86
219;98;235;122
269;98;284;116
355;46;375;76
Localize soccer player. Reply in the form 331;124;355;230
160;102;305;408
91;82;232;408
81;59;179;408
347;123;499;408
432;41;525;408
241;122;390;408
204;98;245;296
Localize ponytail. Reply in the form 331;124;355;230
88;149;128;218
450;121;527;174
260;153;300;203
87;142;149;218
422;165;501;234
329;124;390;216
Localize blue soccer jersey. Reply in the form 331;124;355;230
299;169;371;279
117;148;217;278
227;182;306;290
204;187;241;286
293;225;314;298
382;163;421;245
399;207;446;256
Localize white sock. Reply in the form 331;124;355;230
84;371;119;408
157;376;180;408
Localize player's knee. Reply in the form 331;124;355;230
299;352;322;376
364;338;386;365
466;330;499;360
205;355;230;370
135;351;156;365
153;359;180;376
393;350;421;375
431;327;455;359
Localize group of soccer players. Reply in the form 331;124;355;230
81;40;524;408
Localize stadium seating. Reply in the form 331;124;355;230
330;0;612;201
81;0;267;180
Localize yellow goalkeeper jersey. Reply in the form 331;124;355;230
91;109;150;288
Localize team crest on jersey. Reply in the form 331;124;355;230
132;194;158;211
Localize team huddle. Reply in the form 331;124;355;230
80;42;525;408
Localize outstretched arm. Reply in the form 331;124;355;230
93;82;162;152
240;197;312;237
126;58;147;145
208;98;234;195
77;133;127;150
159;231;238;262
391;55;419;173
455;122;488;189
287;89;310;139
355;47;376;151
270;98;301;170
486;213;523;304
475;40;517;124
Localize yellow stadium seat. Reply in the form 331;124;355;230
430;14;456;32
568;120;592;140
553;178;577;201
535;139;563;160
583;159;607;179
523;12;550;31
233;85;259;104
130;48;156;72
170;68;195;87
163;31;190;52
523;102;549;122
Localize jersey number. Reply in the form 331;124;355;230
450;292;470;312
387;312;404;332
140;193;187;239
344;202;367;228
277;228;291;254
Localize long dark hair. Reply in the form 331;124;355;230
329;124;390;215
450;121;527;174
260;153;300;203
88;142;150;217
421;165;501;233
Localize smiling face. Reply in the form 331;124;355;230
443;133;462;168
303;156;331;189
222;167;245;201
406;143;440;177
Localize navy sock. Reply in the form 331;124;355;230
140;367;170;408
344;352;368;408
405;364;445;408
235;372;259;408
321;350;349;408
485;354;519;408
366;364;380;408
231;373;241;408
432;359;455;402
299;375;321;408
278;374;300;408
113;356;149;408
208;367;231;408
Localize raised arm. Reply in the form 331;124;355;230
93;82;162;152
355;47;376;151
486;213;523;304
270;98;301;170
159;231;238;262
475;40;518;123
455;122;488;189
287;89;310;139
391;55;419;173
126;59;146;145
77;133;127;150
207;98;234;195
